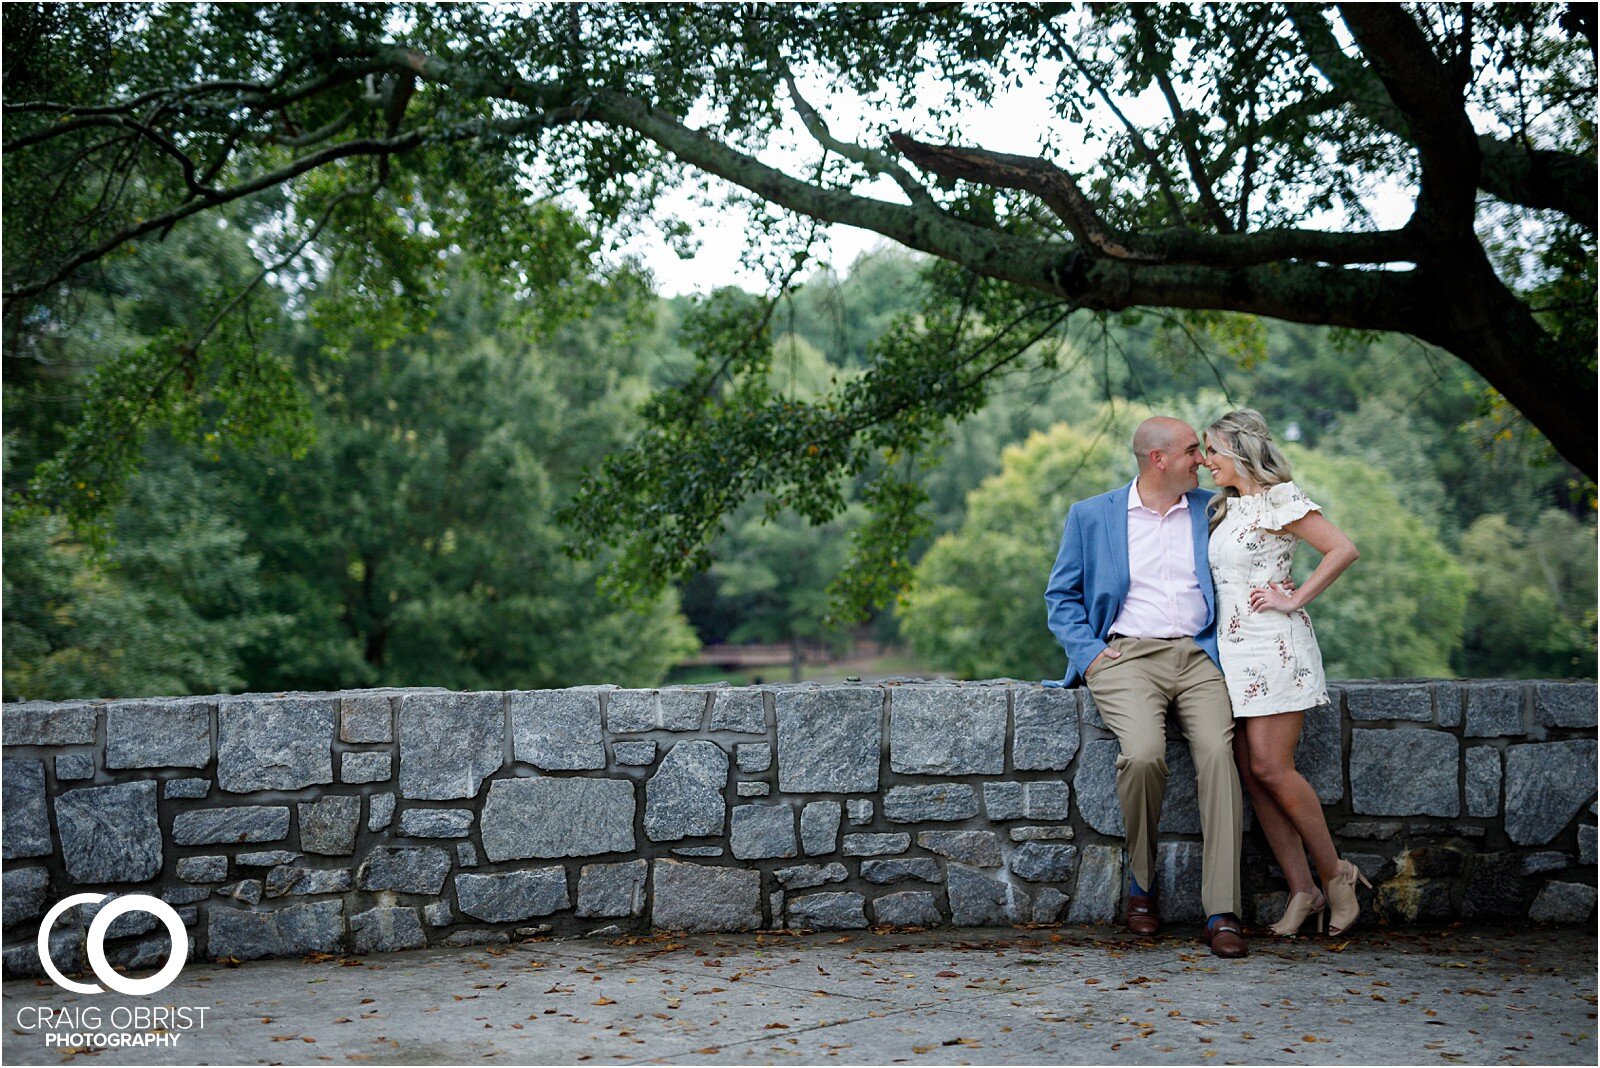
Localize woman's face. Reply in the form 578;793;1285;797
1203;433;1240;489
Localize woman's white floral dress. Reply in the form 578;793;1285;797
1210;481;1329;716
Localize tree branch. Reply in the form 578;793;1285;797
778;61;935;210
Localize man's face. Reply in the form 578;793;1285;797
1157;425;1204;491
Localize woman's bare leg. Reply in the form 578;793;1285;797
1244;712;1340;885
1233;724;1318;895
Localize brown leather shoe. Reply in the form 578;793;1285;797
1204;917;1248;958
1126;891;1160;935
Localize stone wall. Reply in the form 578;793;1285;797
2;679;1595;975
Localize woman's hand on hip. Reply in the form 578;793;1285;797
1247;583;1298;613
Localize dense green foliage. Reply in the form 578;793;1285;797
4;3;1593;625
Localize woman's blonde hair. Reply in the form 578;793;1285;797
1205;408;1293;531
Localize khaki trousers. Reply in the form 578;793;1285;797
1084;636;1243;917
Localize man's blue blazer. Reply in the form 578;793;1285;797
1043;482;1221;688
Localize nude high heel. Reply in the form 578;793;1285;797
1325;859;1372;937
1268;890;1327;937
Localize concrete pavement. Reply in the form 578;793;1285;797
4;924;1595;1065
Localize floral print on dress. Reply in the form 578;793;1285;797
1208;483;1330;716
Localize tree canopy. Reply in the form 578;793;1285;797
5;2;1594;617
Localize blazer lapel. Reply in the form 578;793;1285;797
1109;483;1132;598
1188;490;1215;616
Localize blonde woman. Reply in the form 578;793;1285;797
1202;409;1368;937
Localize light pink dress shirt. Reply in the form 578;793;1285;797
1109;479;1209;639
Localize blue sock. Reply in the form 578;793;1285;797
1130;873;1148;896
1206;913;1236;930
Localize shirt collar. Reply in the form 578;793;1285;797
1128;478;1189;514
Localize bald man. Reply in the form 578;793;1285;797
1044;417;1247;958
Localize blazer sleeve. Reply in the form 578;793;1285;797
1044;503;1108;675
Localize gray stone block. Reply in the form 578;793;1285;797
737;781;770;797
801;801;841;856
843;833;911;857
768;890;785;926
2;759;51;860
177;856;228;883
787;891;867;930
1297;699;1343;803
1031;887;1070;924
730;804;796;860
511;689;605;770
1505;740;1598;845
710;689;767;733
1024;781;1070;820
54;753;94;781
861;858;943;884
917;830;1001;868
456;842;478;867
1066;844;1122;924
883;783;978;823
217;879;262;906
4;701;95;745
2;867;50;930
105;699;211;769
1466;746;1502;817
4;931;85;981
612;741;658;766
774;862;849;889
576;860;647;918
443;930;510;947
424;901;453;927
265;866;353;897
651;861;761;932
355;846;452;894
673;846;724;857
607;689;706;732
397;691;504;800
1073;738;1123;835
735;743;771;773
298;795;360;855
645;740;727;842
1522;852;1572;874
1080;688;1105;730
1345;685;1431;722
55;781;161;881
984;781;1024;820
846;799;874;825
1528;881;1596;923
480;776;636;860
1433;682;1462;727
368;793;395;833
1014;687;1080;771
1465;683;1525;738
340;692;394;743
207;900;343;961
236;850;299;866
168;888;216;908
456;868;569;922
217;696;336;792
776;688;881;793
1349;729;1459;816
1581;825;1596;866
889;687;1005;775
947;864;1017;926
163;777;209;799
340;751;391;784
399;808;474;838
1011;843;1078;882
350;906;424;954
1536;682;1597;728
872;891;942;927
1009;826;1074;841
1155;840;1205;923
